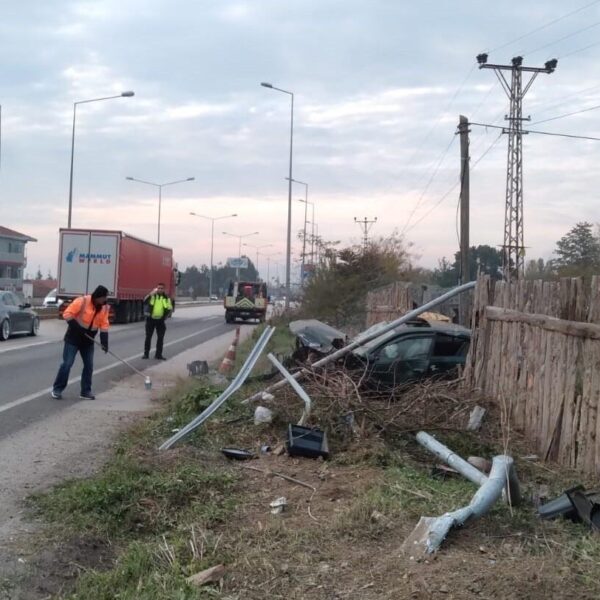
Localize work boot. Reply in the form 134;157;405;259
51;390;62;400
155;355;167;360
142;354;149;359
80;392;96;400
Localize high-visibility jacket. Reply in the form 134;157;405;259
63;295;110;346
147;294;173;320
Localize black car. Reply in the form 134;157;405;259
348;320;471;388
0;291;40;340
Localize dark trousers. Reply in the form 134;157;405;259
144;318;166;357
53;341;94;395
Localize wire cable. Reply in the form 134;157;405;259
487;0;600;54
404;132;504;235
521;19;600;56
469;121;600;141
531;103;600;125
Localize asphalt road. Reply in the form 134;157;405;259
0;305;234;440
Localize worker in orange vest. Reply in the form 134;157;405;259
51;285;110;400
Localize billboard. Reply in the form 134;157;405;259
227;257;249;269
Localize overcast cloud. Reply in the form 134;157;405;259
1;0;599;277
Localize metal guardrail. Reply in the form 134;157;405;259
159;325;275;450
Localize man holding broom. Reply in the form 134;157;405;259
51;285;110;400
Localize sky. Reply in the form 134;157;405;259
2;0;600;281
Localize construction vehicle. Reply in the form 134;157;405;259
57;228;179;324
224;280;268;323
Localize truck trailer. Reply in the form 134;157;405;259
57;228;178;324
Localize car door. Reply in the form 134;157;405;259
427;333;470;378
368;334;434;387
1;292;21;333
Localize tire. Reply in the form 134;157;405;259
0;319;10;341
29;317;40;336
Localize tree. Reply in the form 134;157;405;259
35;268;43;280
300;233;413;327
524;258;555;280
431;245;502;286
554;222;600;277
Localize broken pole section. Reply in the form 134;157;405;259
458;115;471;326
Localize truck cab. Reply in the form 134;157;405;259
224;281;268;324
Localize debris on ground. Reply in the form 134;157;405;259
186;564;226;587
538;485;600;530
467;456;492;473
187;360;209;377
270;496;287;514
467;405;486;431
221;448;256;460
287;424;329;459
254;406;273;424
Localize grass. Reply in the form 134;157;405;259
29;455;237;538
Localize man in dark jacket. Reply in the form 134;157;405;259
51;285;110;400
142;283;173;360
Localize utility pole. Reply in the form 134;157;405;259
477;54;557;280
458;115;470;326
354;217;377;251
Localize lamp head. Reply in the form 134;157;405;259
186;177;195;181
260;82;273;88
126;176;134;181
121;91;135;97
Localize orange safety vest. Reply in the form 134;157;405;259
63;295;110;333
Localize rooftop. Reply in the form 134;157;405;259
0;226;37;242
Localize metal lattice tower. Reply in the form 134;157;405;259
477;54;557;279
354;217;377;250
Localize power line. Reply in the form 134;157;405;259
522;19;600;56
404;132;504;236
469;121;600;141
488;0;600;53
401;135;457;235
531;103;600;125
561;39;600;58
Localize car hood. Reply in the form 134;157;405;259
289;319;348;354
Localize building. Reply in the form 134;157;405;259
0;226;37;292
22;279;57;303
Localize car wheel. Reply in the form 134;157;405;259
29;317;40;337
0;319;10;341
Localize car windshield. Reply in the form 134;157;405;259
352;325;412;358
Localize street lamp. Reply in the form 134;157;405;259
223;230;259;280
243;242;274;276
258;251;281;285
68;91;135;228
287;177;309;279
261;81;294;309
126;176;194;244
190;211;237;298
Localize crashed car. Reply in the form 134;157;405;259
347;320;471;388
290;317;470;387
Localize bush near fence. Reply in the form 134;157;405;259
465;275;600;475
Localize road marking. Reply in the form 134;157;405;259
0;313;222;355
0;322;226;415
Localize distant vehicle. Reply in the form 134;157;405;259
42;288;64;308
210;295;219;301
0;291;40;340
224;281;268;323
57;229;179;324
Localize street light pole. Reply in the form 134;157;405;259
288;177;308;281
68;91;135;228
189;212;237;298
127;176;194;244
223;231;259;280
261;82;294;309
243;242;273;278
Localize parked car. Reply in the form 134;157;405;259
0;291;40;340
42;288;63;308
289;317;471;388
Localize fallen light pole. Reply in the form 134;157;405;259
267;352;312;425
401;431;521;555
242;281;476;404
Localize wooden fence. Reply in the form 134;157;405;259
365;282;464;328
464;275;600;475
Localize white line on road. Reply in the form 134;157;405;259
0;322;225;415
